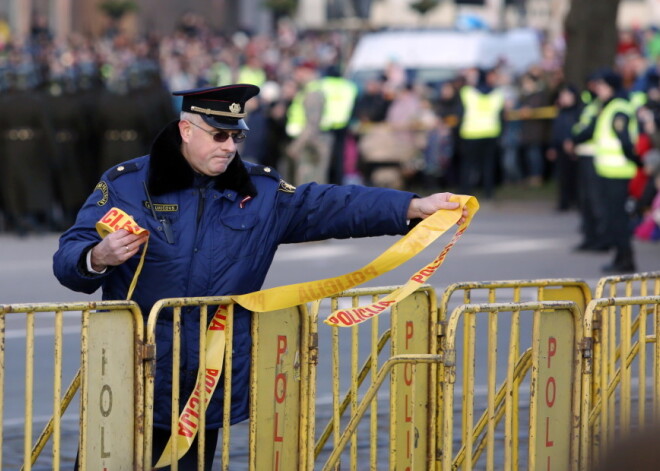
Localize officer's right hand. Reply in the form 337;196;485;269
90;229;149;272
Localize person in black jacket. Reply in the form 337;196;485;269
547;84;582;211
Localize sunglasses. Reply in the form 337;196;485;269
188;121;247;143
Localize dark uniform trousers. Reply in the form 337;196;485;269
599;176;634;264
577;155;609;248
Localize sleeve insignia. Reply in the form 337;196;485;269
278;179;296;193
94;181;109;206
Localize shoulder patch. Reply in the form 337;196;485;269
278;179;296;193
94;181;109;206
247;164;281;181
107;162;139;181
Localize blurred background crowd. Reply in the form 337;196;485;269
0;10;659;271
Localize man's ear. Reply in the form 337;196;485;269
178;119;192;143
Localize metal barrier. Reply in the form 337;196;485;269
439;278;592;322
5;275;660;470
0;301;144;471
582;295;660;470
441;300;584;471
309;286;440;471
594;271;660;299
144;297;309;471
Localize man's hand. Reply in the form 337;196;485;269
407;192;468;225
90;229;149;272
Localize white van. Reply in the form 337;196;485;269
346;28;542;86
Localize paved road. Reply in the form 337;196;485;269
1;192;658;469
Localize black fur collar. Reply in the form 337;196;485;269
147;121;257;197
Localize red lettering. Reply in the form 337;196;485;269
411;274;424;284
406;321;413;349
209;318;225;330
110;212;125;230
547;455;551;471
206;368;219;377
189;395;200;411
405;394;412;422
274;411;284;442
547;337;556;368
101;209;118;224
327;316;338;325
337;312;354;326
276;336;287;364
404;363;413;386
275;450;281;471
178;422;194;438
184;405;199;420
545;377;556;407
545;416;554;447
180;413;197;430
274;373;286;403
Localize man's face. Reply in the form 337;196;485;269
179;118;243;176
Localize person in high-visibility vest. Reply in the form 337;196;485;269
571;75;608;252
574;68;642;272
457;67;505;199
285;61;333;185
319;66;358;184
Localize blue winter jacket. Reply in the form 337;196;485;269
53;121;416;429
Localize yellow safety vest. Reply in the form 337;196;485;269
319;76;358;130
593;97;638;179
572;98;601;157
237;66;266;87
629;90;647;112
286;80;333;137
458;86;504;139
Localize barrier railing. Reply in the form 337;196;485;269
0;301;143;471
582;295;660;470
441;300;584;471
144;297;309;471
594;271;660;299
5;275;660;470
309;286;439;471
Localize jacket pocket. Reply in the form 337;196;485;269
219;213;260;261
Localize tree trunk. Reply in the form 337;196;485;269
563;0;621;87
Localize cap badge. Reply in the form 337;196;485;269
229;103;242;114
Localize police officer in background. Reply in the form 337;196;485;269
572;73;608;252
53;83;468;469
285;61;333;186
573;69;642;272
0;57;55;235
456;67;505;200
43;66;89;229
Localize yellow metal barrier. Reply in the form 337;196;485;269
439;278;592;322
144;297;309;471
594;270;660;299
309;286;440;471
0;301;144;471
582;295;660;470
441;301;584;471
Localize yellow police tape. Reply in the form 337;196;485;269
95;207;149;300
233;194;479;326
154;306;228;468
96;195;478;467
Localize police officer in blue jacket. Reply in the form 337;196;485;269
53;84;466;469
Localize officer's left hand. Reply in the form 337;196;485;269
407;193;468;225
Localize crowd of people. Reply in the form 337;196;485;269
0;16;659;272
